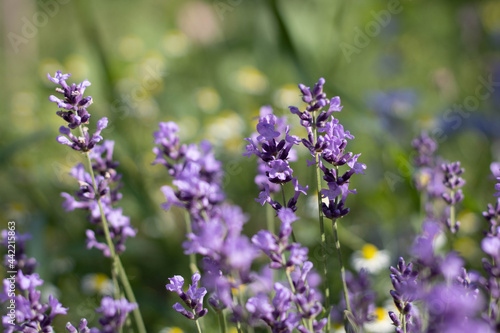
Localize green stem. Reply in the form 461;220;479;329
266;201;275;233
195;318;203;333
185;211;200;274
281;185;297;243
282;255;309;329
332;219;351;314
402;311;407;333
80;127;146;333
218;310;227;333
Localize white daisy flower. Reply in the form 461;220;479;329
365;307;395;333
351;243;390;274
81;273;114;295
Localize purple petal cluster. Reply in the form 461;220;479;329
289;78;366;220
153;122;225;219
0;232;68;333
246;283;300;332
411;132;438;168
250;210;326;332
66;318;92;333
411;133;446;213
48;71;107;152
66;297;137;333
331;269;376;330
0;230;36;275
244;106;308;212
48;71;136;256
441;161;466;233
166;272;208;320
389;258;420;333
480;163;500;328
154;122;258;313
252;208;304;269
391;219;493;332
61;141;136;257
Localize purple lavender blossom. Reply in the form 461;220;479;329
251;209;327;331
154;122;258;319
411;132;438;168
49;72;136;256
95;297;137;332
251;208;300;269
154;122;225;219
290;78;366;220
492;162;500;197
48;71;93;128
67;297;137;333
166;272;208;320
66;318;91;333
441;161;466;233
244;106;308;212
331;269;376;330
0;230;37;275
389;257;420;333
48;71;108;152
246;283;300;332
1;269;68;333
480;162;500;329
60;145;136;257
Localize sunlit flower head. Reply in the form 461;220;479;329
352;244;390;274
81;273;114;295
365;307;396;333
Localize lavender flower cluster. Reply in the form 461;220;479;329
2;71;500;333
49;71;137;257
289;78;366;219
0;231;67;333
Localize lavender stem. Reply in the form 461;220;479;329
80;126;146;333
184;211;200;274
312;111;331;307
332;219;352;314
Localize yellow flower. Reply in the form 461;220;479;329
234;66;268;95
81;273;114;295
351;244;390;274
159;327;184;333
365;307;394;333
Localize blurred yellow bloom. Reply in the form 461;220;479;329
351;244;390;274
118;35;145;61
205;112;244;152
234;66;268;95
163;30;190;57
365;307;394;333
178;116;200;141
81;273;114;295
273;83;303;109
12;91;36;116
196;87;221;113
454;237;481;261
64;54;89;81
159;327;184;333
482;1;500;33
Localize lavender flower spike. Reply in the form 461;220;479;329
441;161;465;233
48;71;108;152
166;272;208;320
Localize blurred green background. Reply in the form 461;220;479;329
1;0;500;331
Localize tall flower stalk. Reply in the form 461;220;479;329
289;78;366;326
48;71;146;333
